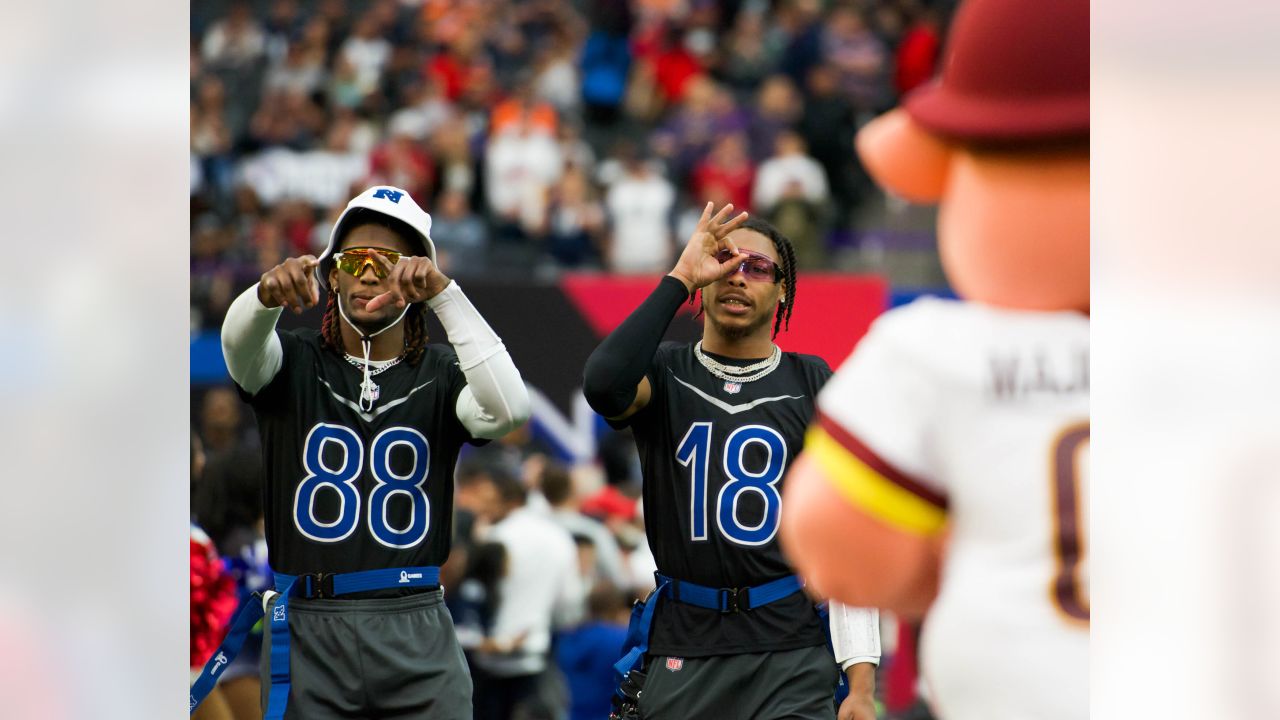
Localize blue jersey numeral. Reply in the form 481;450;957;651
368;428;431;549
676;423;788;546
293;423;432;548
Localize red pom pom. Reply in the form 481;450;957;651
190;529;238;668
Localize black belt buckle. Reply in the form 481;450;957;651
304;572;335;599
719;586;750;614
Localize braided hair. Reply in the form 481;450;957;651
319;208;430;366
690;215;797;339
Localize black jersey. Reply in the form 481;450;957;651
237;328;478;584
617;342;832;657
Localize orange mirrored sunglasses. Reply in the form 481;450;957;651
333;247;401;278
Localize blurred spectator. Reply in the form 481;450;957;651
198;387;245;457
557;120;597;175
469;465;582;720
647;23;705;106
579;27;631;125
798;63;861;223
485;113;563;245
718;9;781;93
603;149;675;274
490;79;559;139
327;55;367;110
430;189;489;274
451;541;510;658
201;0;266;69
746;74;802;162
754;129;831;267
431;116;478;198
544;166;606;268
191;77;235;194
427;30;487;102
753;129;830;212
191;446;262;555
249;87;326;150
368;121;435;201
339;11;393;99
776;0;826;85
555;584;632;720
275;199;318;257
894;4;943;96
263;0;304;59
263;39;326;98
386;75;457;142
690;131;756;212
652;76;749;185
327;106;380;155
315;0;353;56
539;463;629;588
822;4;891;113
533;31;582;117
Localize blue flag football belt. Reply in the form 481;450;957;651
612;573;805;694
189;566;441;716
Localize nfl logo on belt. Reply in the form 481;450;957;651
723;381;741;394
666;657;684;672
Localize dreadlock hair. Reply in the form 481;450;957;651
319;207;431;366
689;215;797;339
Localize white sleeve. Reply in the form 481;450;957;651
426;281;532;440
829;602;881;669
221;283;285;395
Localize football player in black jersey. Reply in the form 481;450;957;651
584;203;879;720
205;186;530;720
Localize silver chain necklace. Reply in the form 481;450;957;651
343;353;404;376
343;353;404;406
694;341;781;392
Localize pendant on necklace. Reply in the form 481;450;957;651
723;380;742;394
361;380;381;404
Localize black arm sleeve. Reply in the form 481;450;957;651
582;275;689;417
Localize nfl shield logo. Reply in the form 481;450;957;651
666;657;684;672
723;381;742;394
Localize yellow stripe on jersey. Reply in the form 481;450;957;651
806;425;947;537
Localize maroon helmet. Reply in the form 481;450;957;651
905;0;1088;144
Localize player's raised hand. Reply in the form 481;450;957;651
669;202;751;292
365;252;451;312
258;255;319;314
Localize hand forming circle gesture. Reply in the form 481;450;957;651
669;202;751;292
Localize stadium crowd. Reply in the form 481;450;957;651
191;0;948;334
191;1;952;717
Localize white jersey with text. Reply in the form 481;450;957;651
813;298;1088;720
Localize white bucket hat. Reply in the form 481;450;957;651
316;185;437;290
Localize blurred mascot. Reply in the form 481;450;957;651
780;0;1089;719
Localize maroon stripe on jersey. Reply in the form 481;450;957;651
816;411;948;510
1052;424;1090;621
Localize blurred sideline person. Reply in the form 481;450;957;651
192;185;530;719
469;463;583;720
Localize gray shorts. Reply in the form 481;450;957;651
261;589;472;719
639;645;838;720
